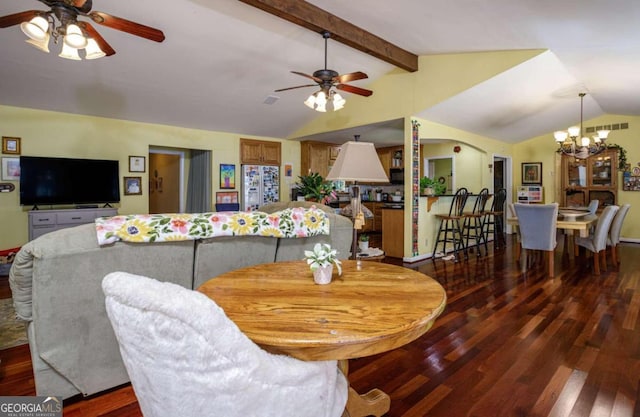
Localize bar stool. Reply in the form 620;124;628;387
462;188;490;257
484;188;507;249
433;188;469;261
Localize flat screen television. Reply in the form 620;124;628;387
20;156;120;207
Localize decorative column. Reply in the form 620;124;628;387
411;120;420;257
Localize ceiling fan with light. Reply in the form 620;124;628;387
275;31;373;112
0;0;165;60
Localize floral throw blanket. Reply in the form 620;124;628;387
95;206;330;246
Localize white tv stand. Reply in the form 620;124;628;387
28;208;118;241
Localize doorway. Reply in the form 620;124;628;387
149;149;185;214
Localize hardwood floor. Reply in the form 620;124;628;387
2;236;640;416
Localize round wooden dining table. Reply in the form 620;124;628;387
197;260;447;417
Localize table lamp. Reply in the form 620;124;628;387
326;137;389;259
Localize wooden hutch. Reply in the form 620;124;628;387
560;148;618;208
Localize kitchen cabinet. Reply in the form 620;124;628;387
382;208;404;258
300;141;341;178
561;148;617;208
376;145;404;178
240;138;281;165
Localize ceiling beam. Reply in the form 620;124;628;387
238;0;419;72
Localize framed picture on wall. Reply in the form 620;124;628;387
124;176;142;195
521;162;542;185
2;137;21;155
1;157;20;181
220;164;235;189
129;156;146;172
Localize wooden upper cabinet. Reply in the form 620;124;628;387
240;139;281;165
301;141;339;178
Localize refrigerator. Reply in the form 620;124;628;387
242;165;280;211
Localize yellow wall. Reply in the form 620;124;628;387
0;105;299;248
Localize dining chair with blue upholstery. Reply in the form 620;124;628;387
575;205;619;275
102;271;348;417
606;203;630;267
513;203;559;278
587;199;599;214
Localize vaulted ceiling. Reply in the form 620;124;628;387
1;0;639;146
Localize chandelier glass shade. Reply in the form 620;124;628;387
554;93;609;159
19;14;105;60
304;89;345;112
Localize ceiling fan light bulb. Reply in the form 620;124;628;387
84;38;106;59
64;24;88;49
304;94;316;109
332;93;345;110
59;42;81;60
25;32;50;53
20;16;49;41
315;91;327;106
567;126;580;138
315;102;327;112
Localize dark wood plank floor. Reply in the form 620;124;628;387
2;236;640;416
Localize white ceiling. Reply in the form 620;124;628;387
1;0;639;146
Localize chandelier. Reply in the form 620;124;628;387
304;88;346;112
20;12;105;60
554;93;609;159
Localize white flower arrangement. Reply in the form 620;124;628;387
304;243;342;276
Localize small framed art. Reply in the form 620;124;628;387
216;191;239;204
124;176;142;195
220;164;235;189
521;162;542;185
2;137;21;155
1;157;20;181
129;156;146;173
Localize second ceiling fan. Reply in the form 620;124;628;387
275;31;373;112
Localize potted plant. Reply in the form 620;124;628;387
358;233;370;251
420;177;447;196
295;173;336;204
304;243;342;285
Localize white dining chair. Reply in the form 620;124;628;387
607;204;630;267
575;205;619;275
587;199;599;214
513;203;559;277
102;271;348;417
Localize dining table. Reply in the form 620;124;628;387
197;260;447;417
507;208;598;256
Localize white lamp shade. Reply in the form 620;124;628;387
567;126;580;137
554;131;568;142
25;32;50;53
581;137;591;147
304;94;316;109
326;141;389;183
59;42;81;60
64;23;88;48
597;129;610;139
20;16;49;41
84;38;106;59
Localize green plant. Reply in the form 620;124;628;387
304;243;342;275
295;172;335;203
419;177;446;195
358;233;369;242
607;143;627;170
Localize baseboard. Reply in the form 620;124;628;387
620;237;640;244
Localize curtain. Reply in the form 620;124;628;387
186;150;212;213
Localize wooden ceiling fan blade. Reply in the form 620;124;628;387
336;84;373;97
79;21;115;56
89;11;165;42
291;71;322;83
0;10;41;28
275;84;316;92
69;0;92;13
335;71;368;84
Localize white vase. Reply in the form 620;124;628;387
313;264;333;285
358;241;369;251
